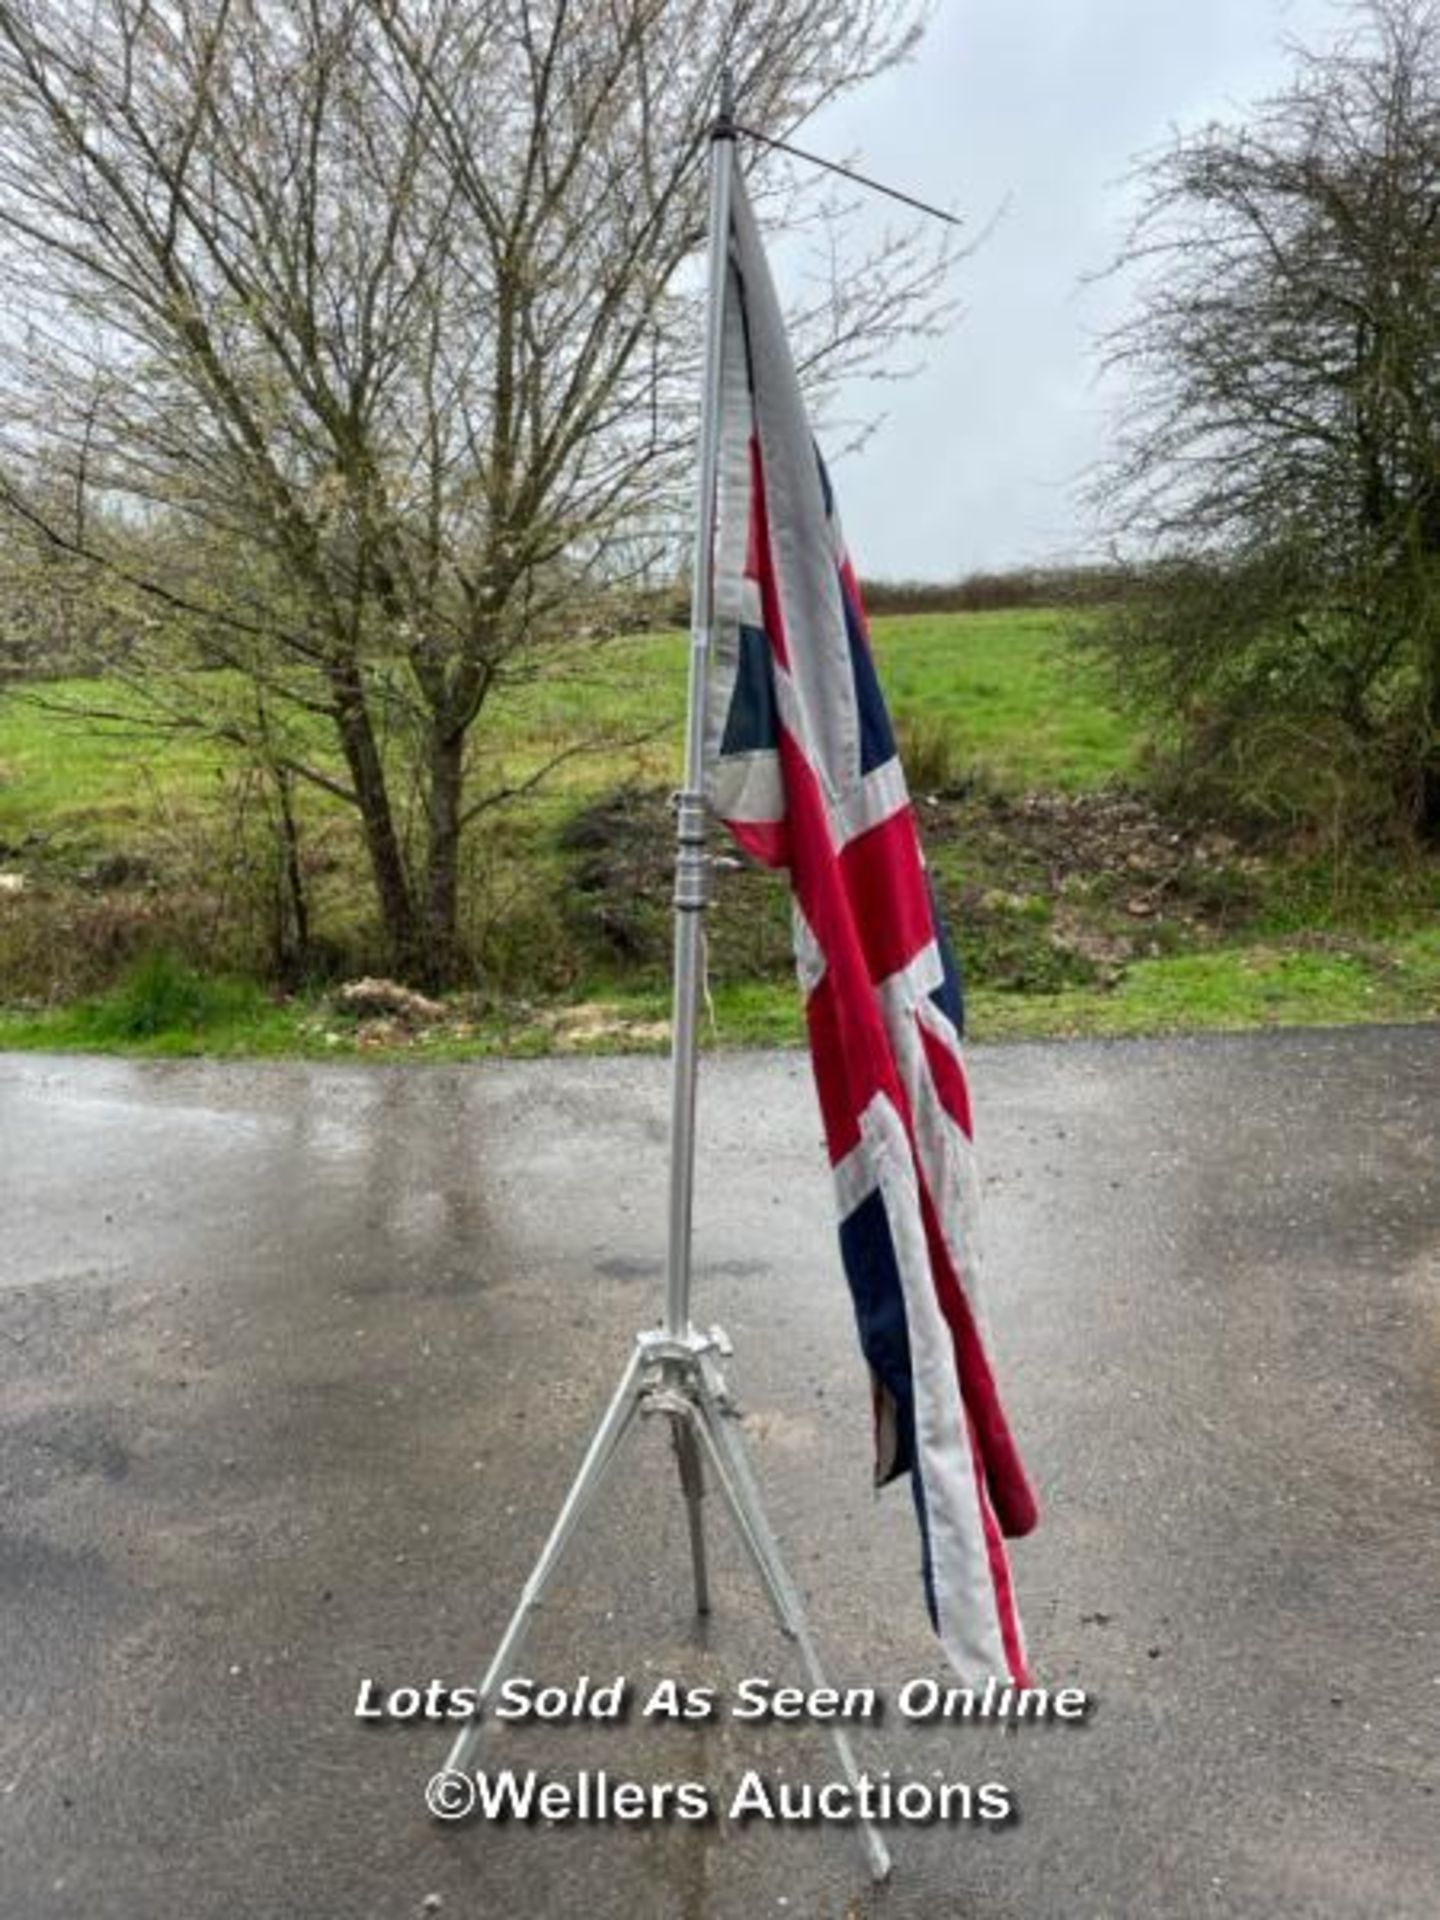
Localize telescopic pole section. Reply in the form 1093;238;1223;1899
663;76;736;1343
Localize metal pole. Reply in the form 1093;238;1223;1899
663;75;735;1341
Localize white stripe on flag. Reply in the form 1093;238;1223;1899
830;757;910;848
875;951;990;1337
831;1136;873;1221
858;1092;1015;1681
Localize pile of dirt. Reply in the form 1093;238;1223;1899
557;779;1269;998
925;788;1263;990
336;976;447;1023
333;978;450;1048
964;789;1249;898
557;786;676;967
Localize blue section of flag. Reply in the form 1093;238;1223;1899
837;1186;914;1482
839;573;896;776
815;443;835;517
906;1422;941;1632
718;624;780;755
837;1184;941;1627
926;877;966;1039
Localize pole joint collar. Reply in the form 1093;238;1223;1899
672;789;707;844
712;68;736;142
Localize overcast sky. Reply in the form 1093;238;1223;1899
793;0;1349;579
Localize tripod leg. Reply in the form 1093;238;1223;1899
669;1413;711;1616
686;1387;792;1626
691;1357;894;1884
444;1342;646;1775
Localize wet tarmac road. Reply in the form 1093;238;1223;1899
1;1028;1437;1920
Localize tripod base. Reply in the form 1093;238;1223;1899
441;1325;893;1883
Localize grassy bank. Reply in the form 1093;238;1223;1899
1;608;1435;1056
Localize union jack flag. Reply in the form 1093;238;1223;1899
704;172;1037;1685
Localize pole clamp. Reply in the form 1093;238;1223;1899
671;789;710;911
672;789;707;843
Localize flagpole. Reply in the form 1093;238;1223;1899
439;86;894;1875
664;73;735;1342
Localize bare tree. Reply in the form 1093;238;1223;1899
1091;0;1440;837
0;0;951;980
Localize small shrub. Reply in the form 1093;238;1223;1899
895;714;966;797
86;949;265;1039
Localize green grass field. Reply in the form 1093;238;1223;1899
0;608;1435;1056
481;608;1139;792
0;610;1127;833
